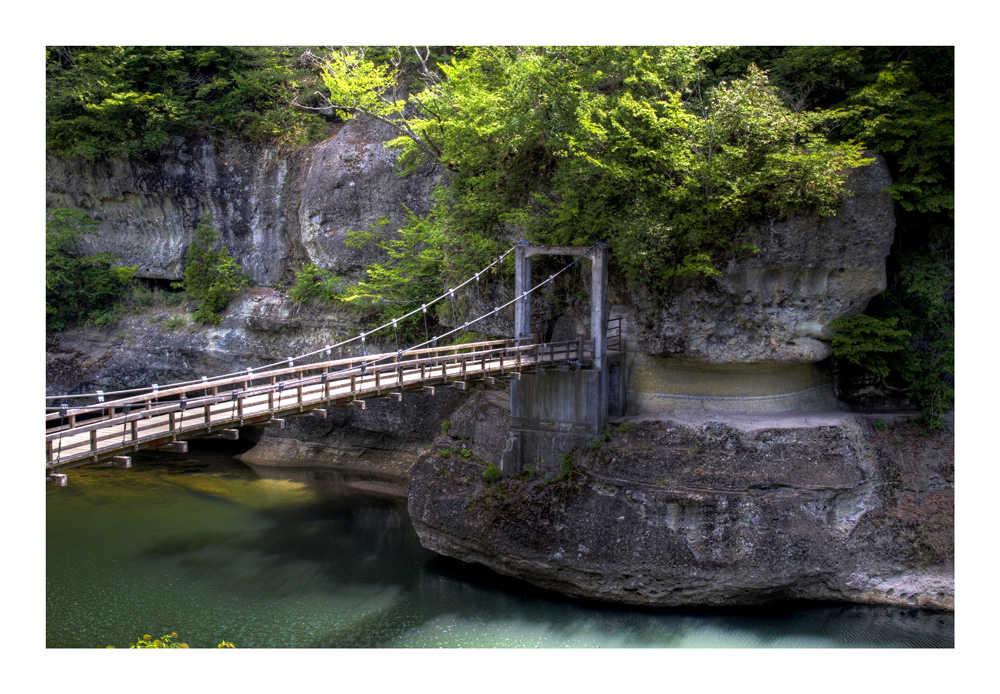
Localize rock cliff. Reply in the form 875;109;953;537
627;156;895;365
410;401;953;609
46;118;439;286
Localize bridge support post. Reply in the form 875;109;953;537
501;242;609;478
514;241;532;344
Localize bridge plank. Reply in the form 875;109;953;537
46;339;594;472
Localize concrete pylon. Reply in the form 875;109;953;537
501;243;609;477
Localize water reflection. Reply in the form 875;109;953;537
46;448;953;648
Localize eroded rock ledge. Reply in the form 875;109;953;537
407;415;953;610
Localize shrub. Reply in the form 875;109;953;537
289;263;342;304
482;462;502;486
113;632;189;649
174;215;251;324
46;208;137;331
830;314;911;379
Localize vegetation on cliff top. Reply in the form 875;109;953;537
314;46;872;295
46;46;328;158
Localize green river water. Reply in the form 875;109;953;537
45;446;953;649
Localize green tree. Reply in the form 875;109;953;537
175;216;251;324
311;46;872;300
46;208;136;331
46;46;327;159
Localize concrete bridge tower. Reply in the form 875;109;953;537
500;242;614;476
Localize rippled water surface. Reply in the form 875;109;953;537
46;449;953;648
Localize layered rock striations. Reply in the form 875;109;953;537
409;408;953;609
46;118;439;286
628;157;895;366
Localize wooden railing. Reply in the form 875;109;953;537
45;339;594;473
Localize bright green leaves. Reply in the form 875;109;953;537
45;208;137;331
310;46;874;301
289;264;342;305
174;216;251;325
319;49;400;121
549;55;871;289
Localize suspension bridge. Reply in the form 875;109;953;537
46;242;621;484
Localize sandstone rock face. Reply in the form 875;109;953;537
408;413;953;609
45;118;439;286
626;155;895;364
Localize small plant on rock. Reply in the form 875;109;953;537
482;462;502;486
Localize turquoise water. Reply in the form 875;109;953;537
46;447;953;648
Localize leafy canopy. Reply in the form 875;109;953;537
312;46;871;298
46;46;327;159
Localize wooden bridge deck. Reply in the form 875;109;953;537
45;338;594;474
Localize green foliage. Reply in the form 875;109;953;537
118;632;189;649
589;429;613;450
482;462;503;486
519;462;543;480
830;314;911;379
440;420;452;436
288;263;341;304
844;57;953;215
174;215;251;324
46;46;326;159
314;46;871;297
330;206;509;335
162;314;187;330
46;208;137;331
560;451;575;479
866;241;954;428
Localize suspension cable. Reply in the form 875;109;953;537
46;243;601;411
46;244;518;405
313;243;601;382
